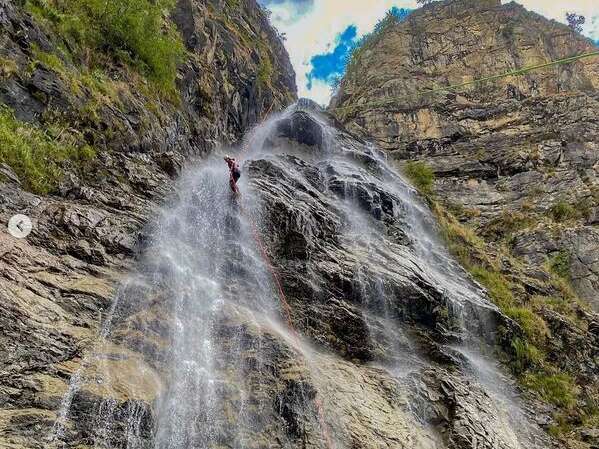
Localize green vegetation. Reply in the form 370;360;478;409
257;54;274;88
549;200;576;222
0;106;95;194
548;251;571;280
29;45;65;73
405;160;588;435
523;373;578;408
404;161;435;196
446;201;481;220
482;210;536;242
27;45;127;128
436;204;582;430
25;0;185;94
511;338;543;373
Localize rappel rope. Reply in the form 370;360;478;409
236;197;336;449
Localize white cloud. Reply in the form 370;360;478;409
589;15;599;40
269;0;419;104
305;78;335;105
267;0;599;105
520;0;599;39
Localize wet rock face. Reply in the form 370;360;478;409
237;110;551;449
274;111;325;149
2;103;553;448
331;0;599;308
0;0;296;447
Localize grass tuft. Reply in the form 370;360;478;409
404;161;435;196
257;55;273;88
0;56;19;78
549;200;576;222
511;338;543;373
0;105;95;194
548;251;571;280
523;372;578;408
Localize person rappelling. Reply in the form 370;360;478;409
224;155;241;194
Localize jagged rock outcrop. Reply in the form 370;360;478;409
0;0;295;446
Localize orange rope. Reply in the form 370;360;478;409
238;199;335;449
244;207;296;337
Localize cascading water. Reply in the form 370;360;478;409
48;101;548;449
245;102;547;448
51;136;294;447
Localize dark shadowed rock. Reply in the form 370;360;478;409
274;111;324;149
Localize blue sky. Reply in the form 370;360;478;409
304;7;412;90
306;24;357;90
258;0;599;105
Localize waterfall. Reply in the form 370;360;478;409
48;102;548;449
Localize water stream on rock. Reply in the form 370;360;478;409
246;103;545;448
49;102;546;449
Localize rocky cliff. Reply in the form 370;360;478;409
0;0;295;446
332;0;599;305
331;0;599;447
2;0;598;448
3;97;560;449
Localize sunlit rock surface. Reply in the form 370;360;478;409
331;0;599;308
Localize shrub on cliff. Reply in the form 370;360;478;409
404;160;435;195
549;200;576;222
26;0;185;93
0;106;95;194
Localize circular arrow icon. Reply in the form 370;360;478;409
8;214;33;239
